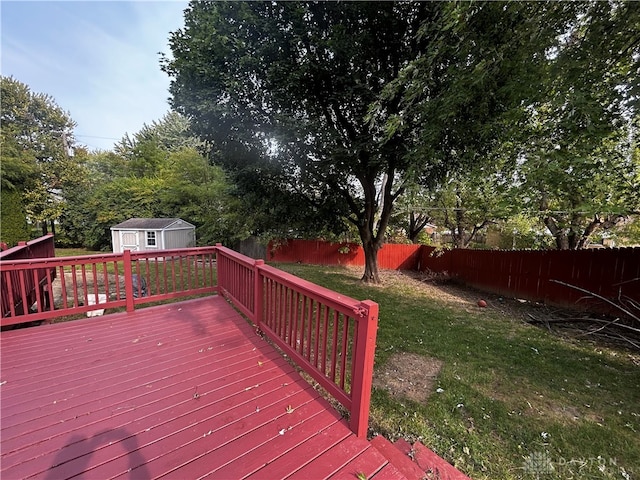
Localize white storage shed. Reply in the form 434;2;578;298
111;218;196;253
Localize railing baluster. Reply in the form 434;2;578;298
330;310;339;383
114;261;121;301
154;256;160;295
340;315;349;390
314;302;321;368
194;254;200;290
6;271;17;317
321;306;329;375
33;269;42;313
144;258;151;296
81;264;88;308
102;262;109;302
71;265;79;308
299;295;306;354
170;257;177;293
59;266;68;309
290;288;296;345
306;299;313;361
92;262;99;307
18;270;28;315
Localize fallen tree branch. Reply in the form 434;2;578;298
549;279;639;322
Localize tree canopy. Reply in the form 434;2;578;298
515;1;640;249
163;1;579;280
58;114;245;250
0;76;77;242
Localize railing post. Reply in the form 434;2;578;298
215;243;224;294
123;249;135;312
350;299;379;438
254;260;264;330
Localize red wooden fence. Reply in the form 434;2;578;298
418;247;639;314
268;239;423;270
268;239;640;314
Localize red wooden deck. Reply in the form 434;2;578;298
1;295;404;480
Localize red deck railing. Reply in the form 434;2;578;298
0;240;379;438
0;246;218;326
0;234;57;318
216;245;379;438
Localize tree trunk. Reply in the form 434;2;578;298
408;211;432;244
544;216;570;249
555;232;570;250
361;239;381;283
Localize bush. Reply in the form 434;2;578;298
0;189;29;247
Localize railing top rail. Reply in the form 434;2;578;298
0;246;219;269
0;234;55;260
130;246;218;259
0;252;123;268
215;245;257;269
258;263;366;315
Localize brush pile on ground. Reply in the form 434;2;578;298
526;280;640;353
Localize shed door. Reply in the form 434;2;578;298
120;231;139;251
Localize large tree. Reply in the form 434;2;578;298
164;1;558;281
1;76;77;238
163;2;429;281
517;1;640;249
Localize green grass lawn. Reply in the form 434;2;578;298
55;247;98;257
274;263;639;480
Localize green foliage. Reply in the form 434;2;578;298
397;150;519;248
115;111;205;158
0;76;36;191
589;213;640;247
519;119;640;249
163;2;623;269
61;136;242;250
380;2;640;251
163;2;446;281
514;2;640;249
0;76;77;230
491;214;554;250
157;147;249;246
0;189;29;246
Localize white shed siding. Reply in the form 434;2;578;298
165;228;196;249
112;232;122;253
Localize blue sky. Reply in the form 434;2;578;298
1;1;189;151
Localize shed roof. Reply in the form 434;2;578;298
111;218;194;230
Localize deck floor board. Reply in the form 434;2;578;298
1;296;395;479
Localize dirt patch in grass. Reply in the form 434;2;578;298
373;352;444;404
